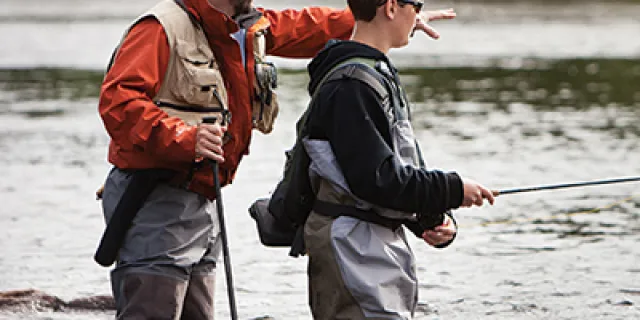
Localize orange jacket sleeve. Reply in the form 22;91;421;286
262;7;355;58
99;18;197;165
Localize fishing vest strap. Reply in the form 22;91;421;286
313;200;405;231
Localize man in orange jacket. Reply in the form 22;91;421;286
97;0;455;318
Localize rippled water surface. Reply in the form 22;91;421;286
1;1;639;319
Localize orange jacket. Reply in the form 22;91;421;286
99;0;354;199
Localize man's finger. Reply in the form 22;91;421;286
430;9;456;21
199;139;223;154
199;149;225;163
198;129;224;146
206;134;224;147
421;9;456;22
415;23;440;39
200;123;226;136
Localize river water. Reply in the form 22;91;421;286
1;0;639;319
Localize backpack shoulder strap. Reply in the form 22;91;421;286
312;57;388;101
297;57;389;137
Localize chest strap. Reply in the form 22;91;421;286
313;200;405;231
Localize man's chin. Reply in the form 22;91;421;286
233;0;252;16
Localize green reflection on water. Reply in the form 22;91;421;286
0;68;104;102
1;57;639;110
401;58;640;110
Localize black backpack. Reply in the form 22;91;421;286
249;58;390;257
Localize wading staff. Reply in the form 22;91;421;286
493;176;640;196
202;116;238;320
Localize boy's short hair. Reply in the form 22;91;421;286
348;0;386;22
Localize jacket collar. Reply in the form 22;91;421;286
181;0;265;36
235;9;263;30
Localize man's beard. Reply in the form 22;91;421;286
232;0;252;16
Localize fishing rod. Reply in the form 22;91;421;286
493;176;640;196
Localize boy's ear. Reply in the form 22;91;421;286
384;0;397;19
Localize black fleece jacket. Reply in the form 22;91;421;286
305;40;463;221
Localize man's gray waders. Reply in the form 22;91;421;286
102;168;222;320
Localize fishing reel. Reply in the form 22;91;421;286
255;60;278;91
417;210;449;230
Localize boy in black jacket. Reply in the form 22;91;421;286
302;0;495;319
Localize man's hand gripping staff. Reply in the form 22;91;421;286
195;116;227;164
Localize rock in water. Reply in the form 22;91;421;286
0;289;115;312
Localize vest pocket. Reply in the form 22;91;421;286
172;40;227;108
252;61;279;134
252;30;279;134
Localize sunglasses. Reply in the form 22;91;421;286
397;0;424;13
376;0;424;14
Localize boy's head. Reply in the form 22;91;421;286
347;0;423;48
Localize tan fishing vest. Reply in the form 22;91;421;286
112;0;279;131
